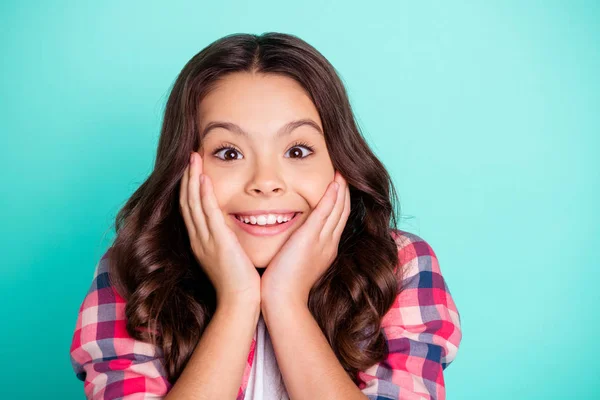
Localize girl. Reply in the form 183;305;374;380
70;32;462;400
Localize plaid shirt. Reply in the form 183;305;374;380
70;229;462;399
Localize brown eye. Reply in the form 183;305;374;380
213;146;243;161
223;149;238;160
285;144;314;159
289;147;303;158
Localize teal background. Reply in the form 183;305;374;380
1;1;598;398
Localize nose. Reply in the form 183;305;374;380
246;160;286;197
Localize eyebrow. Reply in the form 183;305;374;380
200;118;324;139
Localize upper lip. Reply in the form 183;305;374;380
231;210;301;217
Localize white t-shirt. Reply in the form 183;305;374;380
243;313;290;400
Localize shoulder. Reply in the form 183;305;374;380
356;230;462;398
71;247;160;351
80;248;125;313
70;248;171;398
70;248;151;360
384;228;461;358
389;228;448;292
71;249;132;346
389;228;436;256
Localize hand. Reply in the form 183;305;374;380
179;152;261;306
260;170;351;306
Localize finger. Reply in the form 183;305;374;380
333;184;351;242
188;152;209;242
198;172;228;239
179;162;196;237
308;178;339;233
322;173;347;238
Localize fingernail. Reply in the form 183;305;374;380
333;182;340;191
200;174;205;184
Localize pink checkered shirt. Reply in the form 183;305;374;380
70;229;462;399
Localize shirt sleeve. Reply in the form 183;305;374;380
356;230;462;400
69;251;173;399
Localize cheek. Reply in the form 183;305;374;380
296;179;331;210
208;176;238;210
290;165;334;208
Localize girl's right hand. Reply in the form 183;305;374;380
179;152;261;306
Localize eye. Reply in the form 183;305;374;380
285;141;315;159
213;145;243;162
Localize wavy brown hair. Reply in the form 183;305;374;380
107;32;405;386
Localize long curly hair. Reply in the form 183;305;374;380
107;32;405;385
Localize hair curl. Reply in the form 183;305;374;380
107;32;405;386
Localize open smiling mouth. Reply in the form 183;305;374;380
230;212;302;236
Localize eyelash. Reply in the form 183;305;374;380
212;141;315;162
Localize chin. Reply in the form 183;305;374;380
237;236;283;268
250;254;272;269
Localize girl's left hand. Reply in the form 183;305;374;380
260;170;351;306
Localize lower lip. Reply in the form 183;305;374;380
231;213;302;237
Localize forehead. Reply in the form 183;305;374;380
198;72;322;135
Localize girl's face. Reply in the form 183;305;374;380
197;72;335;269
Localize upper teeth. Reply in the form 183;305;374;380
236;213;295;225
